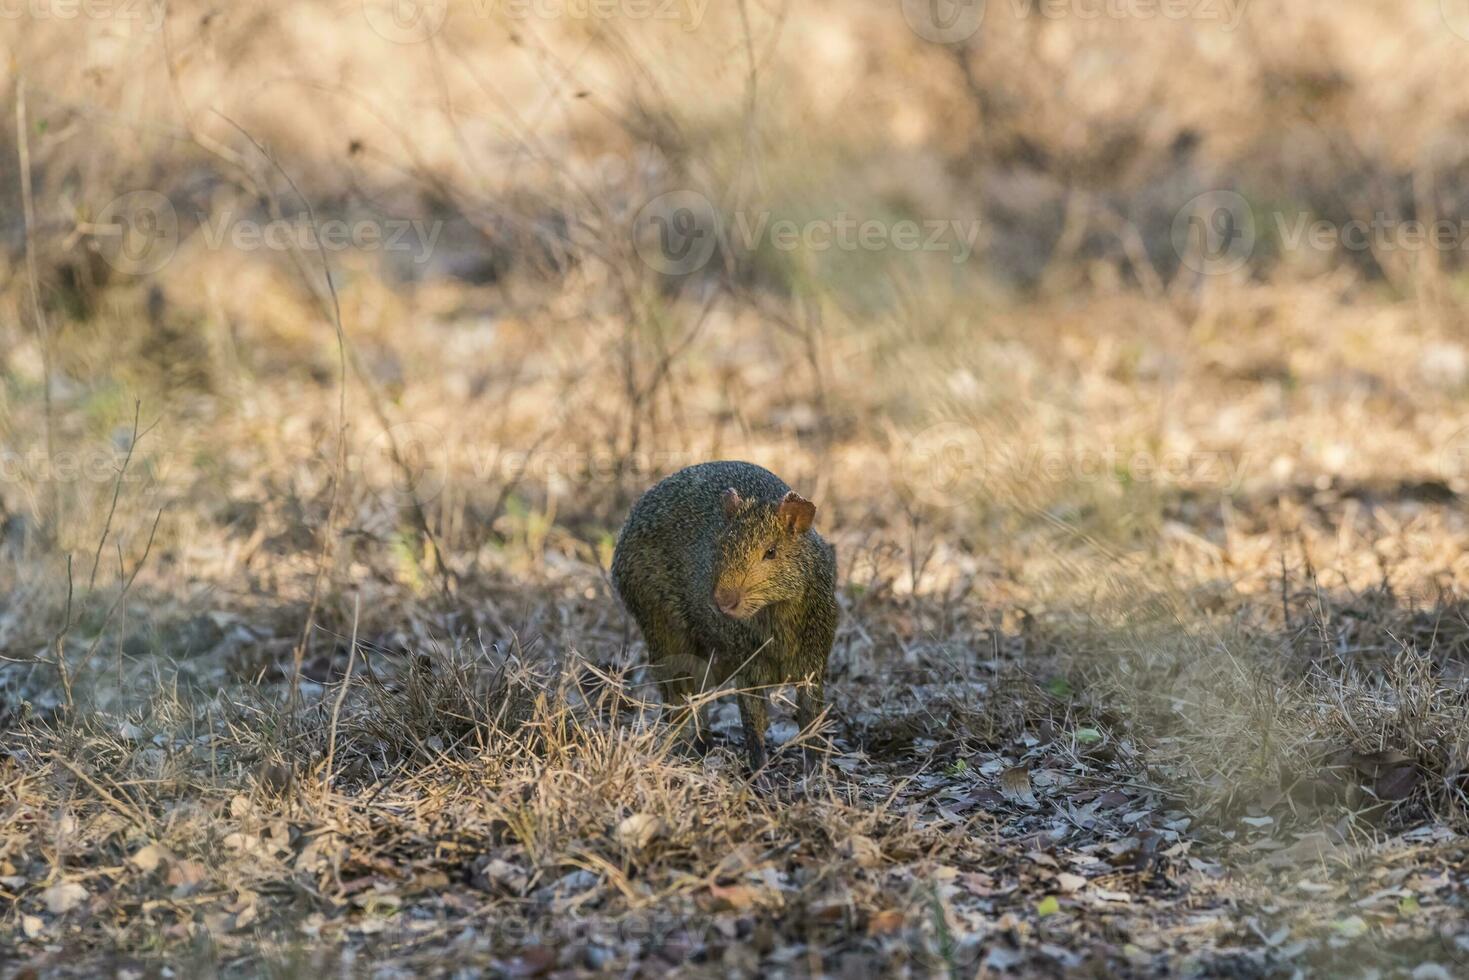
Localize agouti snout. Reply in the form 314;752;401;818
713;586;743;617
611;461;838;771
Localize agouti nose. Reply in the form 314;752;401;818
714;587;741;613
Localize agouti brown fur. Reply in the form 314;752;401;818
611;461;838;770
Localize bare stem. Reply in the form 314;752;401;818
15;76;59;541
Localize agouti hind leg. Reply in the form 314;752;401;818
650;651;713;749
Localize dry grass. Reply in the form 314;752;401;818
4;0;1469;975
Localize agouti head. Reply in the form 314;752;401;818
712;487;819;619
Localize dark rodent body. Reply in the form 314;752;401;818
611;461;838;769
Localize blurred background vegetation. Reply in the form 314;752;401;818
4;1;1469;972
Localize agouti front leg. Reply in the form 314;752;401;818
737;691;769;771
795;674;825;771
795;674;824;731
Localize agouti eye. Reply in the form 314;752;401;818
763;546;778;560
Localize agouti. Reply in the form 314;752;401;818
611;461;838;770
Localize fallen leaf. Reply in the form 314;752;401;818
1036;895;1061;917
615;813;664;851
504;944;558;977
1074;727;1102;744
21;914;43;939
130;844;168;873
809;897;850;922
1000;767;1037;805
257;763;293;795
42;881;88;915
842;834;883;868
1375;764;1420;802
352;891;401;915
1261;832;1337;869
868;909;905;935
233;902;259;930
475;858;529;894
1332;915;1368;938
708;882;759;910
703;881;779;912
407;871;450;894
1055;873;1087;893
167;860;208;898
1411;965;1454;980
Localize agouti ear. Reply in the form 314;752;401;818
778;490;816;535
721;488;743;518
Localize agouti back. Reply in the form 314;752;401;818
611;461;838;770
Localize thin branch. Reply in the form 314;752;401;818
325;593;361;790
216;114;459;606
215;115;351;714
15;76;59;541
52;556;75;711
88;400;159;591
72;506;166;681
51;754;148;829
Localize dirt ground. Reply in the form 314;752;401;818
3;1;1469;976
